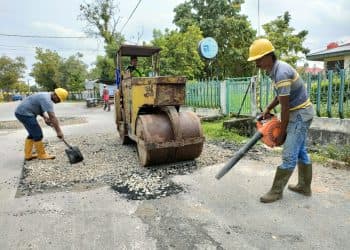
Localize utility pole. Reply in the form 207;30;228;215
27;79;30;95
258;0;260;37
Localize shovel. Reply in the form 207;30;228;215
62;138;84;164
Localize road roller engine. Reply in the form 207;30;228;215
216;114;283;179
114;44;205;167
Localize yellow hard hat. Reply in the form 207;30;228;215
54;88;68;102
247;38;275;61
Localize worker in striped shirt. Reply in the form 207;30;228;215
248;38;315;203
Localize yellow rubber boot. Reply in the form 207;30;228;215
24;139;38;161
33;140;55;160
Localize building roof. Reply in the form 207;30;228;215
306;43;350;61
305;67;324;74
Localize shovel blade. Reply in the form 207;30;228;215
65;146;84;164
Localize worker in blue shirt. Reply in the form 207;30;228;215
15;88;68;160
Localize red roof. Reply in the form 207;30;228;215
305;67;324;74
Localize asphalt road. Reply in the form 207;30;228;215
0;101;349;250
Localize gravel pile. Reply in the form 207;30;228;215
17;133;273;200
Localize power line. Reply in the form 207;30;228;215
0;33;90;39
120;0;142;33
0;43;103;52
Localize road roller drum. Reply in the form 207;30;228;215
136;109;204;166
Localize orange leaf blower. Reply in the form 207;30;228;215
215;114;282;180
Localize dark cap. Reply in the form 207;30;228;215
131;56;137;60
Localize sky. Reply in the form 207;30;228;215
1;0;349;84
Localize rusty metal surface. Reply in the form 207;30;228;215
156;84;185;105
153;76;186;84
121;78;132;126
131;76;186;85
135;111;204;167
114;91;121;125
128;76;186;107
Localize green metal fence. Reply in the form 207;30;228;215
185;77;254;116
185;79;221;108
259;75;274;111
186;69;350;119
306;69;350;118
226;77;253;115
259;70;350;118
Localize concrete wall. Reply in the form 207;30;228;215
308;117;350;145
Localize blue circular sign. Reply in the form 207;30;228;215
198;37;218;59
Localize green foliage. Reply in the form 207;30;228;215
30;48;62;90
30;48;88;91
173;0;255;78
12;81;30;93
262;12;309;66
152;25;205;79
29;85;40;92
201;118;247;143
315;144;350;167
90;55;115;80
0;56;26;91
59;54;88;91
214;15;256;78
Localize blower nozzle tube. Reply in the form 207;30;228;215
215;131;263;180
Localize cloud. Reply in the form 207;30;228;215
2;0;348;79
241;0;350;52
31;21;85;37
117;0;182;43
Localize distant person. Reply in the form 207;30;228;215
126;56;143;77
102;85;110;111
247;38;314;203
14;88;68;160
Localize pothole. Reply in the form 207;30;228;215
16;133;272;200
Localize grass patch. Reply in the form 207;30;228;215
201;118;248;144
315;144;350;166
310;153;329;164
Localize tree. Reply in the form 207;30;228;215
0;56;26;91
59;53;88;91
89;55;115;81
31;48;88;91
13;81;30;93
152;25;204;80
262;12;309;66
173;0;255;78
30;48;62;90
79;0;125;80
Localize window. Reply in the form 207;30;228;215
326;60;344;72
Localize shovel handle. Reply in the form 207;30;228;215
61;138;73;149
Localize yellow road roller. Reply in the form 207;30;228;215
114;44;205;166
